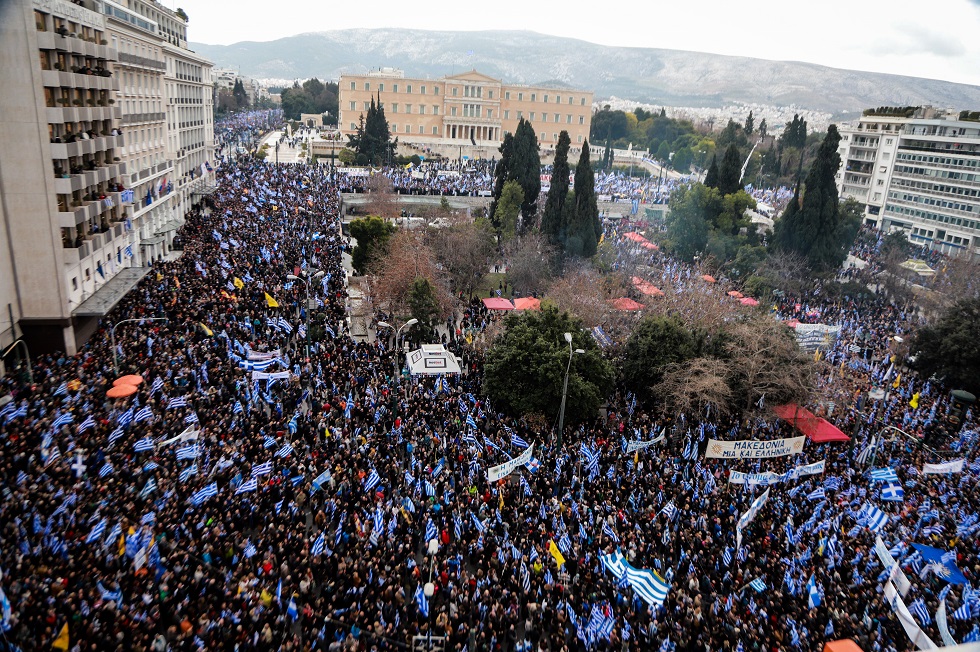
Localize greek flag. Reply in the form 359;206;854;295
167;396;187;410
184;412;199;425
134;406;153;423
806;574;821;608
118;408;134;428
311;531;325;557
108;427;125;446
722;547;733;567
860;502;889;532
139;478;157;498
175;444;198;460
910;598;931;626
363;469;381;492
807;488;826;501
77;414;97;433
54;381;69;396
624;565;670;607
263;436;276;448
151;377;164;393
426;519;438;543
243;541;257;558
191;482;219;505
236;478;258;494
749;578;766;593
178;465;198;483
661;501;678;519
53;412;75;429
471;513;486;532
85;519;107;544
275;443;293;458
465;414;478;430
881;481;905;502
869;467;899;483
415;584;429;618
133;437;155;452
98;462;114;477
252;461;273;477
602;522;619;543
511;431;529;449
521;562;531;592
104;523;121;548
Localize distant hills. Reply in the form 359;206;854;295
191;28;980;115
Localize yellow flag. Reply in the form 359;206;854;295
499;491;504;510
199;322;213;337
264;292;279;308
548;540;566;568
233;277;244;290
52;623;69;650
260;589;273;607
118;534;126;557
910;392;920;409
893;374;902;389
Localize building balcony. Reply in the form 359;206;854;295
122;112;166;126
46;105;121;125
117;52;167;71
44;32;115;62
58;203;89;228
49;134;125;160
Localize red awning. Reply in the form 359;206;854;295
513;297;541;311
482;297;515;310
773;404;850;442
631;276;664;297
610;297;644;311
701;274;716;283
727;290;744;298
739;297;760;306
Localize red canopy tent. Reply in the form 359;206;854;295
701;274;716;283
513;297;541;311
727;290;744;298
482;297;515;310
631;276;665;297
739;297;760;306
611;297;644;311
773;404;850;442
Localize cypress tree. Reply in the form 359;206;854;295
541;131;571;245
717;144;743;196
703;154;719;189
744;110;754;135
567;140;599;258
772;125;846;272
489;132;514;223
512;119;541;226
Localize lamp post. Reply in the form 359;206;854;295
286;270;324;360
557;332;585;449
424;538;439;651
377;318;418;383
111;317;169;374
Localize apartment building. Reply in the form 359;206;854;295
836;106;980;258
0;0;214;359
339;69;593;155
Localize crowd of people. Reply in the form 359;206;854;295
1;112;979;652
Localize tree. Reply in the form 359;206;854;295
349;216;396;276
541;131;571;245
772;126;853;272
512;119;542;226
672;146;694;173
758;118;768;139
503;233;554;296
431;218;496;298
407;277;441;340
654;357;734;419
744;111;754;136
665;184;714;261
564;142;599;258
717;144;743;196
493;180;524;241
175;7;188;21
655;141;671;162
602;139;613;171
620;316;699;405
346;96;396;166
232;79;249;109
483;306;614;429
912;298;980;395
489;132;514;220
781;114;808;150
590;109;630;141
368;230;454;321
703;155;719;188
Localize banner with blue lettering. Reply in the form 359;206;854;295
705;436;806;459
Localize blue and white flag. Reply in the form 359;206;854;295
881;481;905;502
870;467;899;483
167;396;187;410
252;461;273;477
363;469;381;493
134;406;154;423
78;415;97;433
175;444;198;460
235;478;258;494
179;465;198;483
624;565;670;607
311;531;325;557
191;482;219;505
806;574;821;608
749;578;766;593
860;502;890;533
275;443;293;458
511;431;529;449
133;437;155;452
415;584;429;618
85;519;107;544
98;462;114;478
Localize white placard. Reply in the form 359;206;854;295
705;436;806;459
487;444;535;482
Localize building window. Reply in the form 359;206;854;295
530;112;535;121
531;93;536;102
518;92;523;101
364;82;370;91
351;123;357;130
432;126;438;135
391;125;396;133
504;110;510;120
350;81;356;90
544;94;549;103
452;87;457;96
505;91;510;100
581;97;586;106
71;277;78;290
378;83;384;92
577;135;583;143
421;85;426;94
488;90;493;99
540;132;545;141
555;96;561;104
407;84;412;93
517;111;523;119
567;115;572;124
568;97;574;104
434;86;439;95
405;104;412;114
541;113;546;122
486;109;492;119
364;102;370;110
433;106;439;115
451;106;457;117
405;125;411;134
350;101;356;111
391;103;398;113
554;113;560;123
419;105;425;115
393;84;398;93
579;116;585;125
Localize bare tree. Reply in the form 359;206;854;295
431;219;496;299
367;229;454;320
654;357;734;419
503;233;555;297
760;250;810;295
544;263;629;330
363;174;400;218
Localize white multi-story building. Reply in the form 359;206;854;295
837;106;980;258
164;44;215;215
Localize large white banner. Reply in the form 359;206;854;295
873;536;911;596
705;437;806;459
923;459;965;475
252;371;292;381
794;324;840;351
626;432;666;453
487;444;535;482
884;581;938;650
729;460;825;486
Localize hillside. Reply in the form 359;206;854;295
191;28;980;114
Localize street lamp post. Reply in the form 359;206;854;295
111;317;170;374
286;270;324;360
557;332;585;449
377;318;418;383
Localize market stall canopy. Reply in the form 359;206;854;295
899;259;936;278
823;641;864;652
406;344;462;375
482;297;515;310
773;404;850;442
611;297;644;311
113;374;144;386
727;291;744;298
513;297;541;311
701;274;716;283
739;297;760;306
632;277;664;297
107;384;137;398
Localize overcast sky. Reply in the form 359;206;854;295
170;0;980;87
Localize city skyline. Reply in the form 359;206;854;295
170;0;980;87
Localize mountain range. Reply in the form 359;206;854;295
191;28;980;115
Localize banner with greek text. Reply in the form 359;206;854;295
705;436;806;459
626;432;666;453
487;444;535;482
252;371;292;381
729;460;825;486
